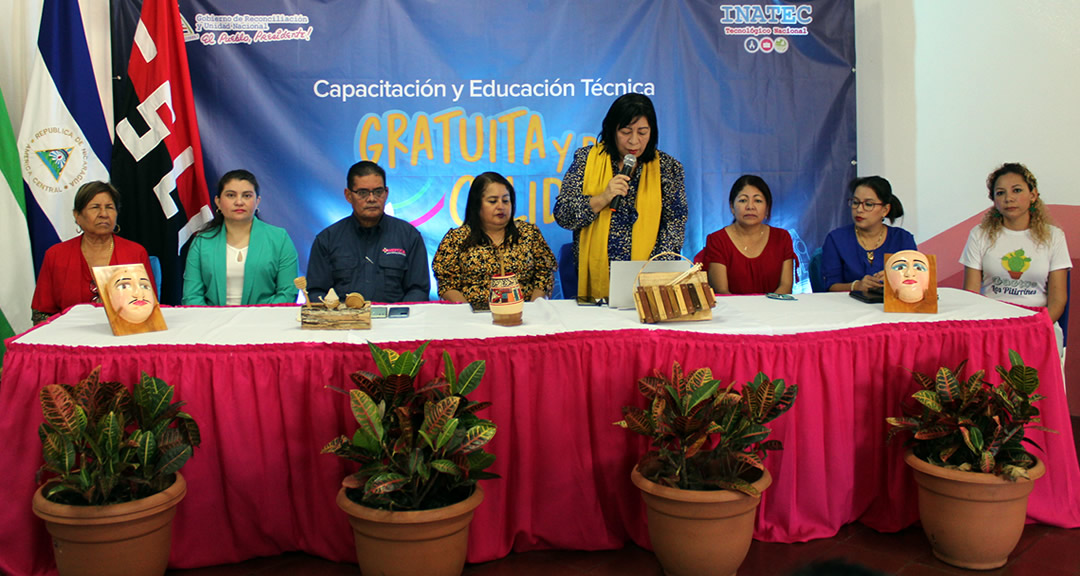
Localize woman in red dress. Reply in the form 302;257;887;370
31;181;154;324
703;175;795;295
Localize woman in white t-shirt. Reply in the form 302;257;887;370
960;163;1070;344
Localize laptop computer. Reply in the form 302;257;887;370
607;259;693;309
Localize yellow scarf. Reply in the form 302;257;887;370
577;145;662;300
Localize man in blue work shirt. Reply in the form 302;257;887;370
306;161;430;303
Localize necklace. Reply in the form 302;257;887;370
81;234;115;267
855;226;887;264
730;225;766;252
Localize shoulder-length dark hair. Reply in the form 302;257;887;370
598;93;658;165
462;172;520;250
849;176;904;223
198;169;261;237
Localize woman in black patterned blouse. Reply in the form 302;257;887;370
432;172;557;310
553;93;687;301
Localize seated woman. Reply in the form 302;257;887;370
703;175;795;295
432;172;557;309
961;162;1070;345
31;181;154;324
821;176;917;292
182;170;299;305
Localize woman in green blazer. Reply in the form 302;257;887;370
182;170;300;305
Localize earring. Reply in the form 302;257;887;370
75;222;83;234
113;224;121;234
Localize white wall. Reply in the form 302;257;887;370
856;0;1080;242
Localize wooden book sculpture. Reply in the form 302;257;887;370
883;250;938;314
92;263;168;336
632;258;715;324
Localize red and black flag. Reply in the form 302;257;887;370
112;0;211;304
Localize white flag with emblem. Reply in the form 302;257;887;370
16;0;112;248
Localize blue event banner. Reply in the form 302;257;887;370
157;0;854;295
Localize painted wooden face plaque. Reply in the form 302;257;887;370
92;263;168;336
883;251;938;314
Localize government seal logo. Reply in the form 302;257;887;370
22;126;91;195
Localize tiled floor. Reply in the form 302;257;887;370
168;416;1080;576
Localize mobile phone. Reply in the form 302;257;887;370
388;306;410;318
765;293;796;301
370;306;388;319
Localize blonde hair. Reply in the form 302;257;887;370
979;162;1052;245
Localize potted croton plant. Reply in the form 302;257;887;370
887;350;1051;570
322;342;498;576
32;366;201;576
616;361;798;576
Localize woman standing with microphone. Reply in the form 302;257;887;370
554;93;687;302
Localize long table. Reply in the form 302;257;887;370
2;289;1079;575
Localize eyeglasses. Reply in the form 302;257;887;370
848;199;882;211
349;187;387;199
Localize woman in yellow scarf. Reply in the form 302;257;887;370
553;93;687;301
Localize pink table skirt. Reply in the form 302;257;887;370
1;311;1078;575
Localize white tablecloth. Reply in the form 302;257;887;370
16;288;1033;347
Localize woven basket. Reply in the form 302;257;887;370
632;252;715;324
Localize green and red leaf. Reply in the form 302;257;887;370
453;425;496;455
365;473;408;495
136;372;174;422
616;408;654;436
349;389;384;442
42;432;76;473
40;385;86;437
913;424;952;440
321;435;349;455
97;411;124;456
683;433;708;460
912;390;942;412
156;445;193;477
911;370;934;390
435;418;460;451
934;367;961;404
460;401;493;415
637;376;666;399
422;396;461;439
431;459;462;476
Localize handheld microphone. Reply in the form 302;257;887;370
609;154;637;212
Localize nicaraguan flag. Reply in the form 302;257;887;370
0;87;36;365
16;0;112;271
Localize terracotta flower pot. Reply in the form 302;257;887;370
632;466;772;576
336;485;484;576
31;473;187;576
904;450;1045;570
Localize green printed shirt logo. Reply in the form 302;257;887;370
1001;249;1031;278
